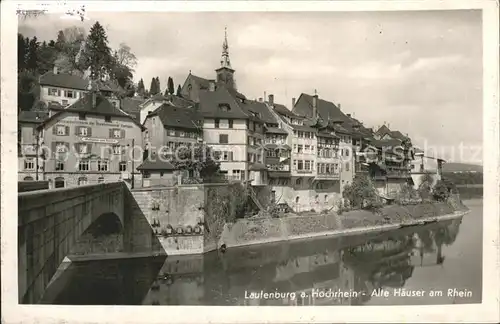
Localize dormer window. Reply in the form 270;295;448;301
218;104;231;112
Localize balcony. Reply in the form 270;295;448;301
315;172;340;180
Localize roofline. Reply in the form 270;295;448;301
39;82;88;91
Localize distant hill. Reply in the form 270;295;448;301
442;162;483;173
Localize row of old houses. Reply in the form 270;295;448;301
17;30;444;212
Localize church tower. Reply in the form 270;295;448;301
215;27;236;90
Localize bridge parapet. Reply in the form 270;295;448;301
18;182;125;304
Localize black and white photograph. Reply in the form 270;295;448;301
2;1;499;323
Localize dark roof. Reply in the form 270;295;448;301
370;138;403;149
241;100;277;124
294;93;352;126
265;126;288;134
190;73;247;100
153;104;203;130
375;125;391;137
39;72;88;90
198;87;250;119
137;158;177;171
42;92;144;130
121;97;144;113
389;130;408;141
290;123;316;132
273;104;301;118
317;130;339;139
39;72;123;94
18;111;49;124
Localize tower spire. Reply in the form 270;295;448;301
220;27;231;69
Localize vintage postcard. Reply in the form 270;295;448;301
1;0;499;323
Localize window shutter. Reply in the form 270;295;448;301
87;143;92;153
75;126;80;136
87;127;92;137
65;126;70;136
120;129;125;138
109;129;113;138
229;152;233;161
64;142;70;151
53;126;57;135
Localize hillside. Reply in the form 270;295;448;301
442;162;483;173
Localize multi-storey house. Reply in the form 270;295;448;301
138;93;194;125
18;111;49;181
39;67;124;110
36;89;144;189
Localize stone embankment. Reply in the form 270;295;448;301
219;196;469;249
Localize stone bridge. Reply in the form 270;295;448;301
18;182;125;304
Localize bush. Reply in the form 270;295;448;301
342;174;380;211
433;180;451;202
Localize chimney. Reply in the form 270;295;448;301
292;97;296;107
53;66;58;75
312;91;318;119
346;113;351;118
258;97;263;102
338;103;341;110
264;91;267;102
208;80;216;92
268;94;274;105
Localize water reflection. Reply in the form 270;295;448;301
50;218;467;306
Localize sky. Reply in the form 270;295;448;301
18;10;483;164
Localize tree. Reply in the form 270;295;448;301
37;41;58;74
418;173;434;201
155;77;161;94
149;77;156;95
168;76;174;95
176;84;182;97
18;34;28;71
82;21;113;80
342;174;383;211
171;144;221;181
26;36;40;72
116;43;137;69
137;78;146;96
432;180;450;202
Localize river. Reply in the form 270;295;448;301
43;199;482;306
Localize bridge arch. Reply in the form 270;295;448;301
18;182;126;304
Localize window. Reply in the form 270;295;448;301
305;160;311;170
305;145;310;153
98;160;109;172
113;129;121;138
179;131;185;137
78;144;88;154
215;119;220;128
297;160;303;170
119;162;127;172
293;159;297;169
113;145;121;154
346;149;349;157
23;176;34;181
345;162;350;171
24;158;35;170
297;145;303;153
56;142;67;153
79;127;88;136
168;129;175;136
79;113;86;120
48;88;60;96
219;134;228;144
78;177;87;186
295;196;300;203
219;104;231;112
105;116;112;123
98;177;105;183
56;161;64;171
64;90;76;98
79;160;90;171
56;126;66;135
62;99;68;106
54;177;65;188
112;101;117;107
228;119;233;128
